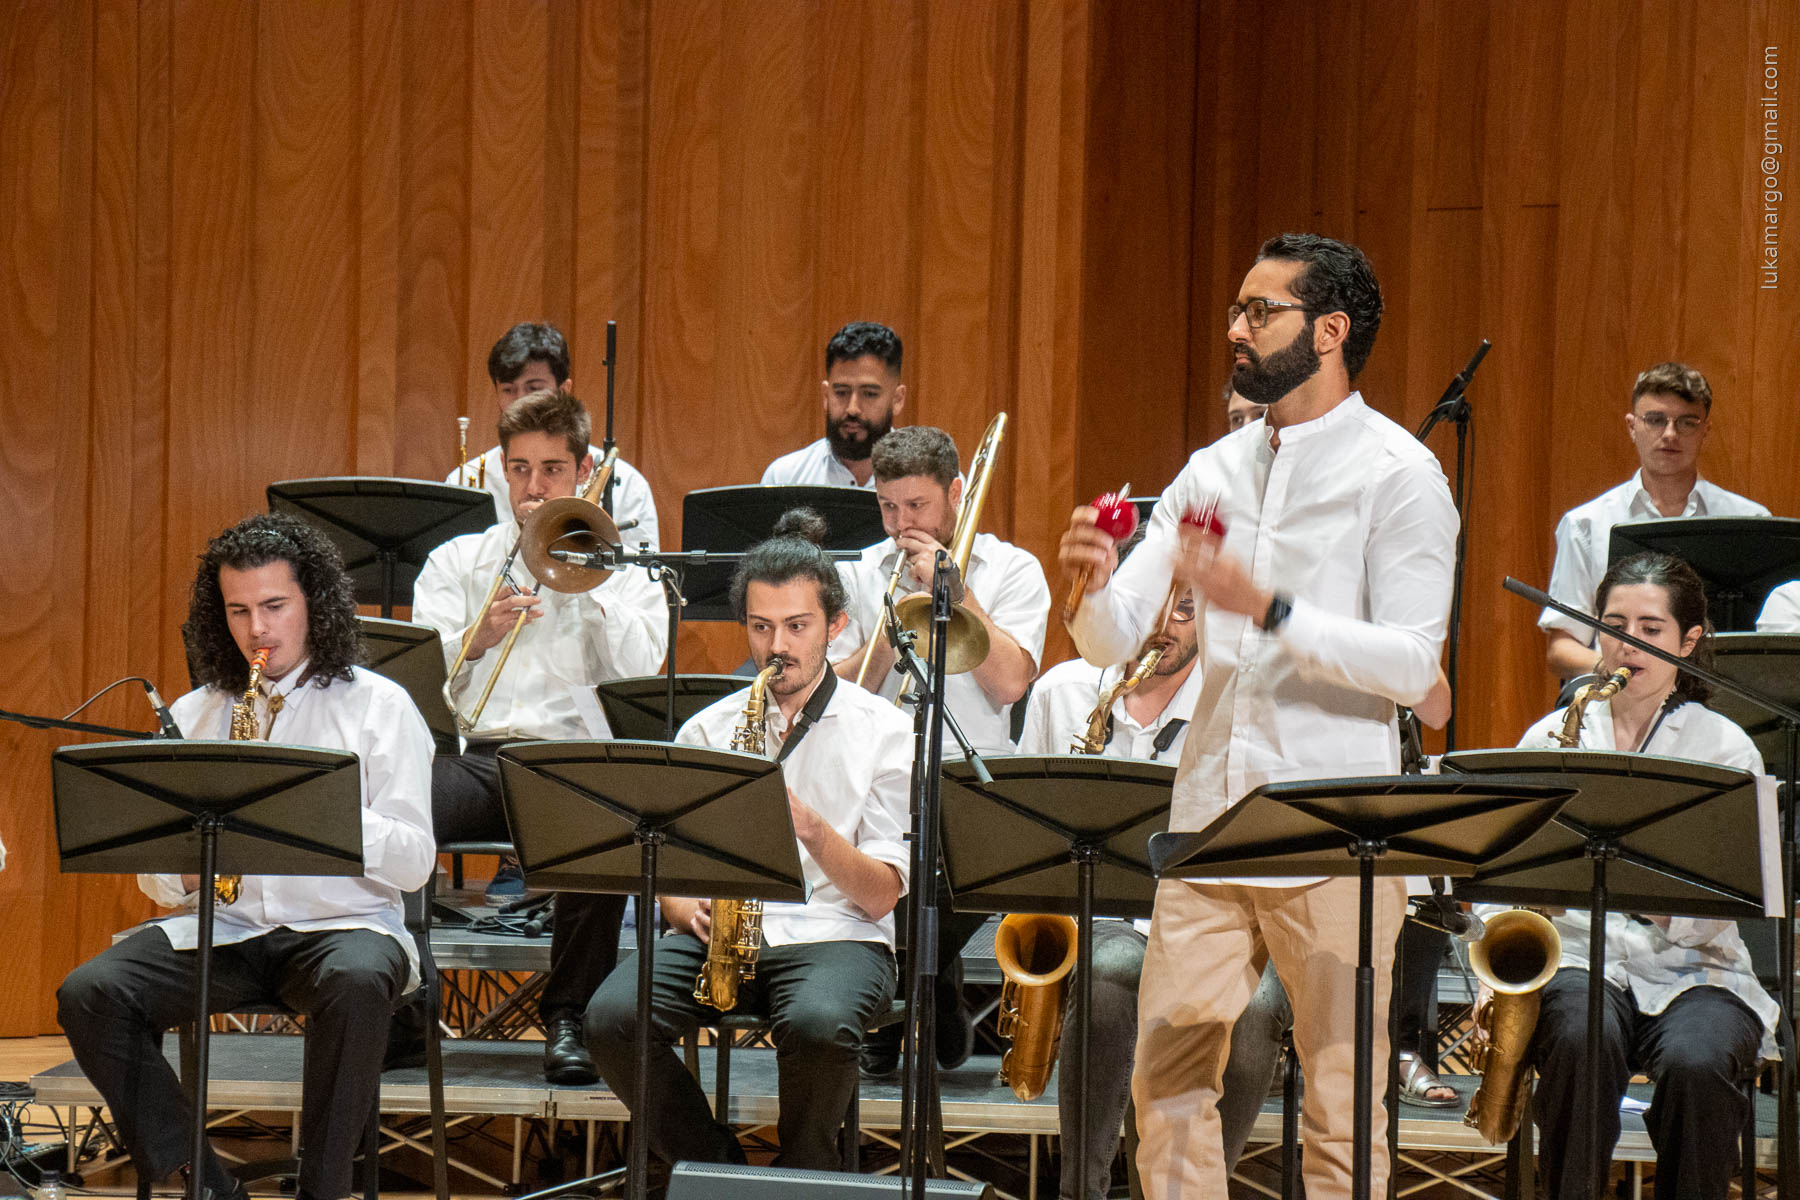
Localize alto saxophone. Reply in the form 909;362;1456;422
694;661;781;1011
217;646;271;905
992;647;1163;1102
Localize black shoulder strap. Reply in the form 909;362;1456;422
1151;718;1187;759
775;666;838;765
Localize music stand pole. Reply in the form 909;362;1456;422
1507;576;1800;1194
602;321;618;517
913;552;952;1200
190;814;224;1200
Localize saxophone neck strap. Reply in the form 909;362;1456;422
774;665;837;766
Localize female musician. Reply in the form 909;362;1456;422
1518;551;1778;1200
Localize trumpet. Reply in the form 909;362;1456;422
854;413;1007;692
443;449;622;732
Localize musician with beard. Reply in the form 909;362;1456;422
1060;233;1456;1200
583;509;913;1171
762;322;906;487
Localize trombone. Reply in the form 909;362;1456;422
853;412;1006;690
443;448;623;731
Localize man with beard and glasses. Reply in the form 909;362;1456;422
832;423;1051;1076
583;508;912;1171
1059;232;1457;1200
762;321;906;487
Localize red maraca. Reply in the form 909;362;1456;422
1181;497;1227;538
1062;486;1138;623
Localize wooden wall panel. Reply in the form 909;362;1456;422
5;0;1798;1032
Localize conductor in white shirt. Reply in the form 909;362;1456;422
414;389;668;1085
448;321;661;553
57;512;437;1200
1060;232;1457;1200
760;321;906;488
583;510;912;1170
1540;361;1768;682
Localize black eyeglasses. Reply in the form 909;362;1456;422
1227;298;1311;329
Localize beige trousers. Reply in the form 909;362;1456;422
1130;876;1407;1200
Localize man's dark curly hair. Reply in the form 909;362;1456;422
182;512;363;692
1256;232;1384;380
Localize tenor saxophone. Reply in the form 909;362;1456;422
1461;671;1624;1141
694;661;781;1010
991;647;1164;1101
216;646;271;905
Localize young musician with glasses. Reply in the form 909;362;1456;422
1540;362;1768;683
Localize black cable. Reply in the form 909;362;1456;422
58;677;155;723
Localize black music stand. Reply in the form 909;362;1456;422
595;675;746;742
51;740;364;1200
680;485;882;620
939;754;1174;1200
1150;774;1576;1200
356;616;460;755
1608;516;1800;631
1441;749;1777;1194
496;740;806;1200
1710;633;1800;778
269;477;495;616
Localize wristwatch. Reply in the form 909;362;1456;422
1262;593;1293;634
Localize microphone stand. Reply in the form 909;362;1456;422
1506;576;1800;1195
1414;339;1490;752
0;707;154;740
602;320;618;517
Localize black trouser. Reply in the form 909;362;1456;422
584;935;896;1170
1532;968;1763;1200
1396;919;1447;1068
864;870;985;1050
56;926;407;1200
432;744;627;1022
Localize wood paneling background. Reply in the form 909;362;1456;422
1;0;1793;1034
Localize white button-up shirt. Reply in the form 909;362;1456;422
139;666;438;989
1069;394;1458;886
761;438;872;488
1509;699;1779;1055
676;677;913;949
1016;656;1203;764
447;445;662;552
413;521;669;741
1758;582;1800;632
832;532;1051;756
1539;472;1769;645
1018;656;1202;932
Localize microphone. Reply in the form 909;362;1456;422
1408;896;1486;943
549;547;613;568
142;680;183;739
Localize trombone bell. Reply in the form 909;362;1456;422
519;497;621;593
891;592;990;675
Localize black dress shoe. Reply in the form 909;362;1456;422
544;1015;599;1085
934;956;975;1070
859;1021;902;1076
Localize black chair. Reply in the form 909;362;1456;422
139;887;450;1200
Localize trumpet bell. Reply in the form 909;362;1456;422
520;496;621;593
892;592;990;675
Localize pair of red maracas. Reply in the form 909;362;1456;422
1061;487;1225;622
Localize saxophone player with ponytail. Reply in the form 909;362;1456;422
1504;551;1777;1200
584;509;913;1172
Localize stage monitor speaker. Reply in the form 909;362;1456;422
667;1163;995;1199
